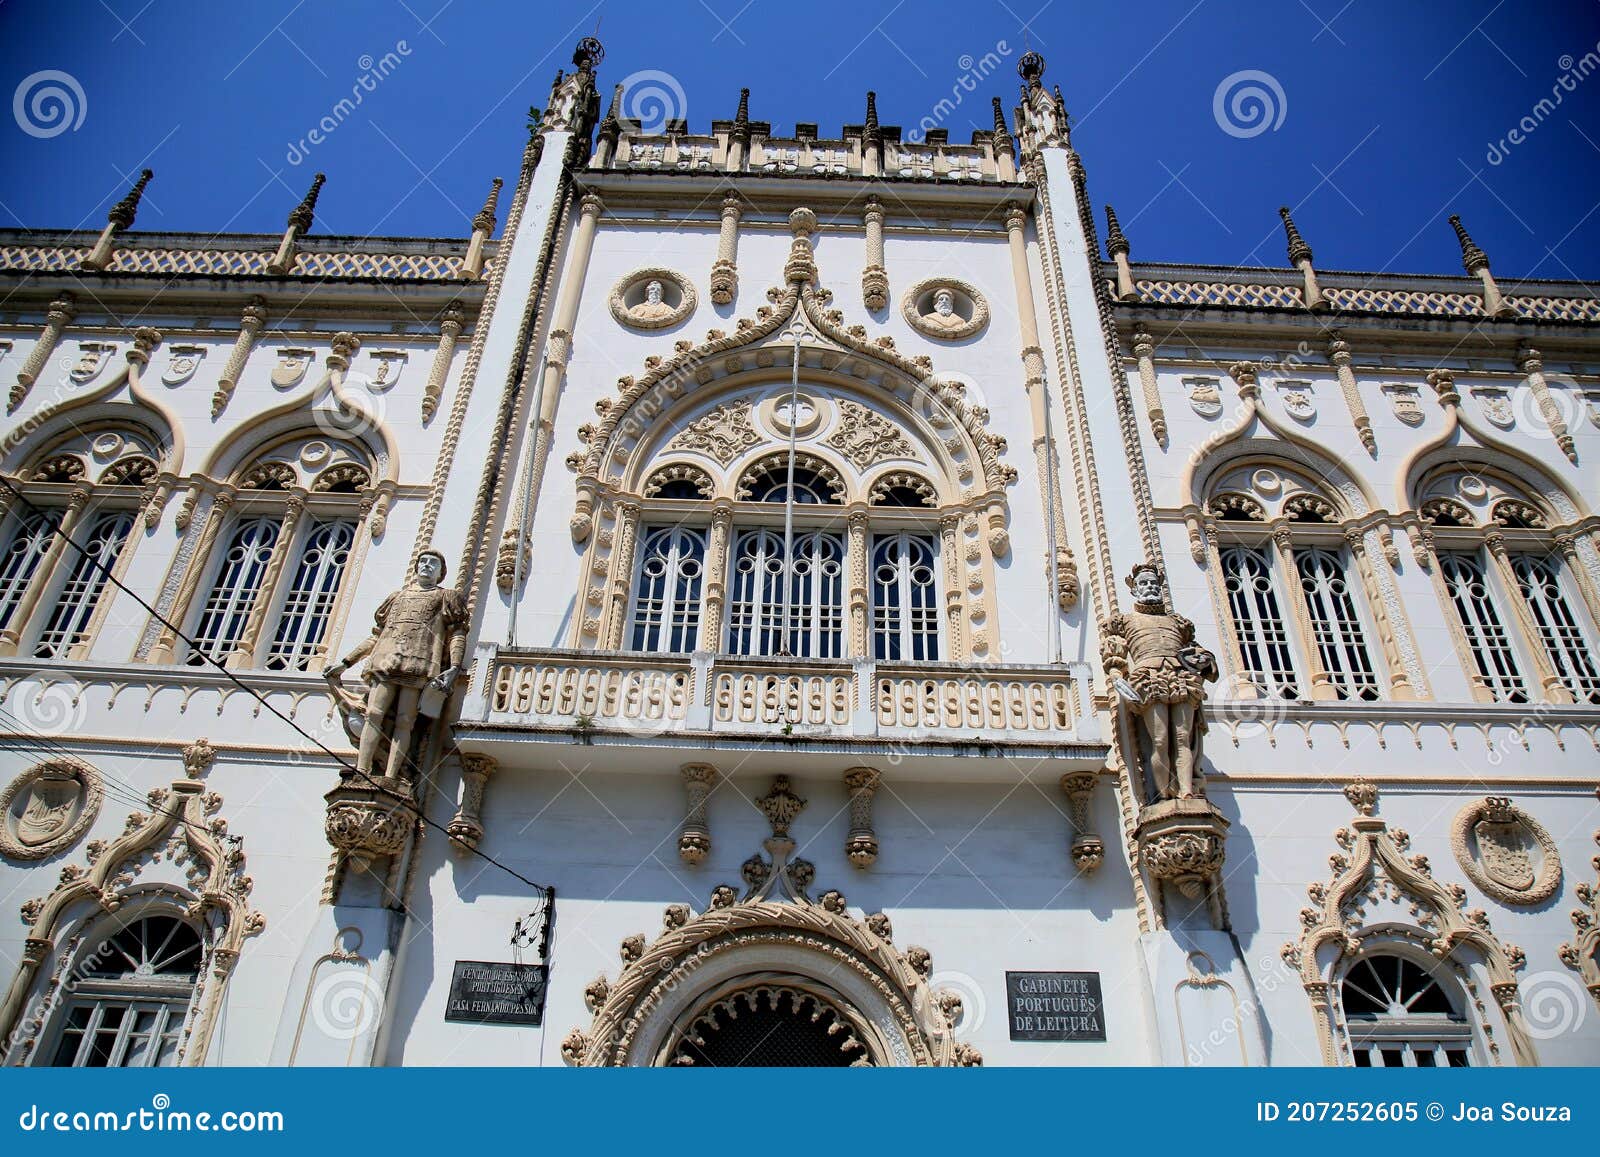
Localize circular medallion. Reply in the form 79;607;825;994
610;268;697;331
901;277;989;341
0;760;103;861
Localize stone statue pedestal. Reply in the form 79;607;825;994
324;780;416;871
1134;797;1229;901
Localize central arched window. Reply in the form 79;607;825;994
1219;544;1299;698
728;529;846;658
1340;953;1473;1067
670;986;871;1067
47;914;204;1068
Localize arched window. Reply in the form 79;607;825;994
739;457;844;505
669;986;871;1067
46;914;204;1068
630;526;706;654
872;533;939;660
0;424;160;659
1418;467;1600;704
1340;953;1474;1067
1205;465;1382;701
180;437;372;671
728;529;845;658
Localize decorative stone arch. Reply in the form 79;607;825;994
0;740;264;1067
567;282;1015;552
1410;457;1575;528
734;448;848;504
1;401;181;529
1281;780;1537;1067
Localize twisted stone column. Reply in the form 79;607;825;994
1517;346;1576;463
700;501;734;651
1325;330;1375;455
603;502;641;649
861;198;888;311
10;295;75;411
843;767;881;868
213;297;268;418
1130;326;1166;446
710;193;741;305
678;763;716;864
422;304;465;423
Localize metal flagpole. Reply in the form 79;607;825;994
779;317;803;656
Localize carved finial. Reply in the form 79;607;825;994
599;82;623;139
1279;205;1312;265
757;775;806;837
1343;779;1379;817
107;169;153;230
864;90;881;145
1448;213;1488;273
731;87;752;145
472;177;503;235
182;738;217;779
1104;204;1129;258
287;172;325;233
571;36;604;73
1018;50;1046;89
991;96;1014;154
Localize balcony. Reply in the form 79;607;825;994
460;647;1097;759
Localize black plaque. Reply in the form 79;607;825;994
444;960;547;1026
1005;971;1106;1041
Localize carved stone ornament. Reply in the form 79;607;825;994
323;780;415;868
563;776;977;1067
1450;796;1561;906
1472;385;1515;429
0;760;102;861
609;268;697;331
162;345;206;387
1135;797;1229;900
900;277;989;341
1275;380;1315;421
1282;780;1538;1067
666;400;761;466
271;348;314;388
68;343;114;384
824;399;915;469
1184;377;1224;418
1059;772;1104;873
1382;382;1425;426
1559;801;1600;1007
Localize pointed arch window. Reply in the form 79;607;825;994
188;516;281;665
1509;552;1600;703
630;526;707;654
871;533;940;661
1219;545;1298;698
1437;552;1526;703
1294;547;1379;701
266;519;358;671
47;914;203;1068
32;510;136;659
1340;954;1474;1068
0;508;61;632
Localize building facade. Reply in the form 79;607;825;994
1;39;1597;1067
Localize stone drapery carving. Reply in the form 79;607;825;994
823;399;915;469
0;759;103;862
1101;562;1218;802
1450;796;1562;907
325;550;468;786
843;767;881;868
0;739;264;1066
1282;780;1538;1067
563;773;977;1067
678;763;716;864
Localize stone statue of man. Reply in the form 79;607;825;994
1101;562;1217;801
326;549;468;785
630;279;674;322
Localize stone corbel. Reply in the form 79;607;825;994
446;753;496;852
710;193;742;305
422;303;465;423
861;198;888;311
843;767;881;868
1134;798;1230;914
10;294;76;411
213;296;268;418
1517;346;1576;463
570;476;599;543
1325;330;1376;455
1059;772;1104;873
678;763;717;864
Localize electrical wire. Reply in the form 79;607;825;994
0;473;555;894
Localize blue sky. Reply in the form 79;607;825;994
1;0;1597;279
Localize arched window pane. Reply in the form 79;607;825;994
33;510;135;659
0;508;61;631
1294;547;1379;701
1438;552;1525;702
1511;553;1600;704
630;526;706;654
1219;545;1298;698
728;529;844;657
871;533;940;661
188;517;281;666
1341;954;1473;1068
266;519;357;671
48;915;203;1068
742;463;841;505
